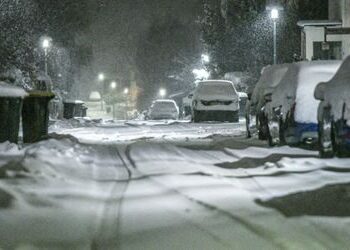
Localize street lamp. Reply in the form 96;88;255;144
159;88;167;98
270;8;279;64
98;73;105;81
42;38;51;75
124;88;129;95
110;81;117;89
201;54;210;64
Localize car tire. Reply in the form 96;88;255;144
318;108;334;158
193;110;201;123
258;112;268;140
333;119;349;157
246;113;252;138
232;111;239;123
268;118;281;147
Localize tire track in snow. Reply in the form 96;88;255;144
125;145;287;250
91;146;132;250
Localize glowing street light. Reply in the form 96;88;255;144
110;81;117;89
159;88;167;98
42;38;51;75
201;54;210;64
124;88;129;95
98;73;105;81
270;8;280;64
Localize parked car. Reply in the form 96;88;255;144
147;99;179;120
265;60;341;146
245;64;290;138
315;56;350;157
192;80;239;123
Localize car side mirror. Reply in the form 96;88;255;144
314;82;326;100
264;94;272;103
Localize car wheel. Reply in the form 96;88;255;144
268;118;281;146
258;112;268;140
193;110;201;123
232;111;239;123
246;113;251;138
318;108;334;158
333;119;349;157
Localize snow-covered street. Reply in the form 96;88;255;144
1;119;350;249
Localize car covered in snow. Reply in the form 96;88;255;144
265;60;341;146
192;80;239;122
315;56;350;157
147;99;179;120
245;64;290;138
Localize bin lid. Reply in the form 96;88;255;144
26;90;55;98
0;81;28;98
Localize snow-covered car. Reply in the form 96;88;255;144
315;56;350;157
265;60;341;146
147;99;179;120
245;64;290;138
192;80;239;122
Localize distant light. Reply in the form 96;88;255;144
110;81;117;89
159;88;167;98
124;88;129;94
201;54;210;63
98;73;105;81
192;68;210;80
271;8;279;19
42;39;50;49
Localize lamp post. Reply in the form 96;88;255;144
42;38;51;75
270;8;279;65
98;73;105;110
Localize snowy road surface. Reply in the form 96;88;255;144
1;119;350;249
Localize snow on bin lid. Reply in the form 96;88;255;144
64;100;84;104
0;81;28;98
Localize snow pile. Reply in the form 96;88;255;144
322;56;350;122
269;61;341;122
0;82;27;98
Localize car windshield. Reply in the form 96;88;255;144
152;102;176;110
197;82;236;96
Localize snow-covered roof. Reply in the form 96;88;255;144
0;82;28;98
198;80;233;85
297;20;342;27
89;91;101;101
153;99;176;103
64;100;85;104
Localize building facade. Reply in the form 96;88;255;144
298;0;350;60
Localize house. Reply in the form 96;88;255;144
298;0;350;60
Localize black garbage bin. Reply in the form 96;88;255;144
63;100;85;119
22;91;55;143
82;105;88;117
0;83;27;143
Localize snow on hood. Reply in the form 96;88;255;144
269;61;341;123
0;82;28;98
321;56;350;122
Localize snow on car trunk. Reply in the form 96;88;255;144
322;56;350;122
195;80;238;101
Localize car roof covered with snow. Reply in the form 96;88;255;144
270;60;341;123
321;56;350;121
251;64;290;110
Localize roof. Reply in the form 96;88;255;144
198;80;233;85
297;20;342;27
